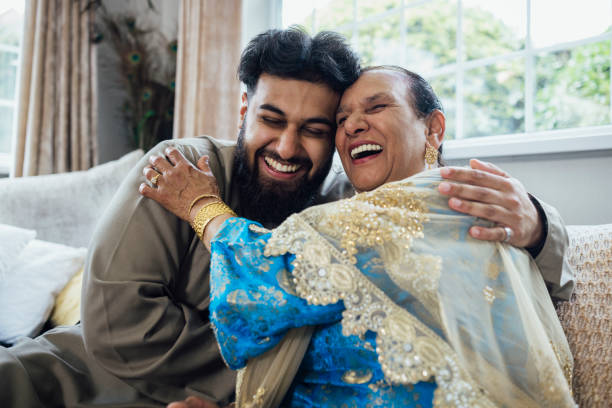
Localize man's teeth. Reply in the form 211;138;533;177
264;156;299;173
350;144;383;159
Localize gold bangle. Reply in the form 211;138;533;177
191;201;236;240
187;193;221;215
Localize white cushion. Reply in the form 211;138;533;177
0;237;86;344
0;224;36;280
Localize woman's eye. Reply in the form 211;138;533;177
337;117;346;126
369;104;387;112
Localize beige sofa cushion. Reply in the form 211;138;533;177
557;224;612;408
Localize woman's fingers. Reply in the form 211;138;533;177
196;155;213;174
164;146;185;166
143;166;162;186
149;154;173;173
138;182;156;198
138;148;222;223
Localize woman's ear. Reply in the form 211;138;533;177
239;92;248;128
426;110;445;148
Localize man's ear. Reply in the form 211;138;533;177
239;92;248;127
426;109;445;148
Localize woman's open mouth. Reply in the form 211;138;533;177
350;143;383;162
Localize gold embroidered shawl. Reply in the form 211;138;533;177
237;170;574;408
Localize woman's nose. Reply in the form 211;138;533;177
344;112;368;136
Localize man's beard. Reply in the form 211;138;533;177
233;127;333;227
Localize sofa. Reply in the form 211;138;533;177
0;150;143;344
0;150;609;407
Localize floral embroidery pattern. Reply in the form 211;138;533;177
265;185;497;407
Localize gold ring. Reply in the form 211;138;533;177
151;174;161;186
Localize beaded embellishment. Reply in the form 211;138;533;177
264;183;497;407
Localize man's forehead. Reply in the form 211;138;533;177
252;74;340;118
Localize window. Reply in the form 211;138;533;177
0;1;25;173
281;0;612;158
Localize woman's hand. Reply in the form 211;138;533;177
139;146;221;224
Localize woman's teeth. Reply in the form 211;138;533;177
350;144;383;159
264;156;299;173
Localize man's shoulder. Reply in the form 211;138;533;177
162;135;236;165
175;135;237;153
199;135;238;149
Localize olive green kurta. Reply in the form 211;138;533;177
0;136;574;407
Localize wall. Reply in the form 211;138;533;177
97;0;178;164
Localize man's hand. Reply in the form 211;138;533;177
139;147;221;223
167;396;230;408
438;159;543;248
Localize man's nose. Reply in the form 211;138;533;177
276;127;301;159
344;112;368;136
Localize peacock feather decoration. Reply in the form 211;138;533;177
84;0;176;151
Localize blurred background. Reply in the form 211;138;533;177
1;0;610;224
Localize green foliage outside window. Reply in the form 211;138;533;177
535;42;610;131
286;0;610;139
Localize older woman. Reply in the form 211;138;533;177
150;67;574;407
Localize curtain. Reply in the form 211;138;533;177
12;0;97;177
173;0;242;141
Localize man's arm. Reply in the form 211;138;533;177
81;138;236;404
527;197;575;300
438;159;575;300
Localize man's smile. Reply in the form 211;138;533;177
264;156;300;173
258;153;309;181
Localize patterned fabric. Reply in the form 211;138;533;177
210;218;435;407
210;169;575;407
557;224;612;408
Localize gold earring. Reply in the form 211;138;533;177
424;142;438;170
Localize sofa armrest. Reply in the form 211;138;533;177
556;224;612;407
0;150;143;247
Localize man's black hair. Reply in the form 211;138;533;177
238;26;361;95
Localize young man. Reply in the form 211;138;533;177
0;28;572;407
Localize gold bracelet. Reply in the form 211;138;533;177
191;201;237;240
187;193;221;215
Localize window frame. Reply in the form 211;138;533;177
279;0;612;159
0;22;23;175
